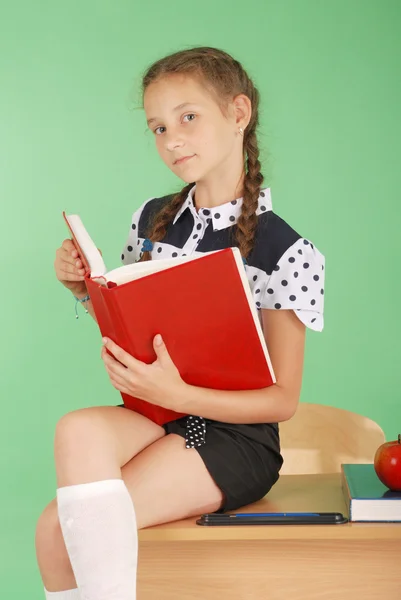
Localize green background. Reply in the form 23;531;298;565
1;0;400;596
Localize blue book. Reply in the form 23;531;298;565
341;463;401;522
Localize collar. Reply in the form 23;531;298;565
172;185;272;231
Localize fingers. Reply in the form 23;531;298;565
61;240;84;268
57;255;85;275
55;240;86;281
55;256;85;281
102;338;141;371
109;378;131;395
106;367;130;389
101;347;133;394
101;345;130;375
57;267;85;282
62;238;78;257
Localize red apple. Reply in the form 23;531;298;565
374;434;401;491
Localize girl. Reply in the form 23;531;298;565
36;46;325;599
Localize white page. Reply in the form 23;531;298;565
66;214;107;277
103;249;226;285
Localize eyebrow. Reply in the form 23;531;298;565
146;102;199;126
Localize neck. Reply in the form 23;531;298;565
193;154;246;210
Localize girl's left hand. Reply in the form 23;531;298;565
101;334;187;411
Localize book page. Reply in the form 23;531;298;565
230;250;276;382
65;214;107;277
102;249;224;285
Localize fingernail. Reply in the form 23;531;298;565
102;337;108;344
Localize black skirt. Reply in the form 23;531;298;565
117;404;283;513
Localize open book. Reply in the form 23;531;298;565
63;211;276;425
64;213;234;287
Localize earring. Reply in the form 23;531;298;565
239;127;244;136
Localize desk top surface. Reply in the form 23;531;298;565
139;473;401;542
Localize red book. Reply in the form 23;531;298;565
63;211;276;426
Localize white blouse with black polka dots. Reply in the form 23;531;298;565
121;186;325;448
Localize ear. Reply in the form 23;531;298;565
233;93;252;131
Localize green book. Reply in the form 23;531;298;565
341;463;401;522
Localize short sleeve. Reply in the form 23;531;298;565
260;237;325;331
120;198;153;266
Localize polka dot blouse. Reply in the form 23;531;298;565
121;185;325;448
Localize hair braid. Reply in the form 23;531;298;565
137;182;194;262
235;128;264;260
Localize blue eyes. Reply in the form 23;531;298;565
154;113;196;135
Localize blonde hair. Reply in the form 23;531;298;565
138;46;264;262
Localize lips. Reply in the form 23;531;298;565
174;155;195;165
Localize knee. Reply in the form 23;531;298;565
55;408;96;439
35;499;70;571
54;408;108;456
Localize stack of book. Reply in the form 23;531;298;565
341;463;401;522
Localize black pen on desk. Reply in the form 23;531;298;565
212;512;321;518
197;511;349;525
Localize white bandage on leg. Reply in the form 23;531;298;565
57;479;138;600
44;587;80;599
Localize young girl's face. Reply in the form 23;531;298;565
143;74;240;183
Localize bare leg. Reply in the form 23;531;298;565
35;406;224;594
36;406;165;594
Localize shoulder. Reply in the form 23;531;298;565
251;210;305;274
251;208;326;332
253;208;325;283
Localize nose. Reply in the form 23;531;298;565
164;128;185;153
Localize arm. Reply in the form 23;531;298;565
175;308;306;423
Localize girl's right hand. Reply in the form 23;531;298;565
54;239;89;296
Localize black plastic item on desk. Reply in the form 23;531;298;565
196;512;349;526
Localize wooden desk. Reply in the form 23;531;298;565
137;473;401;599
